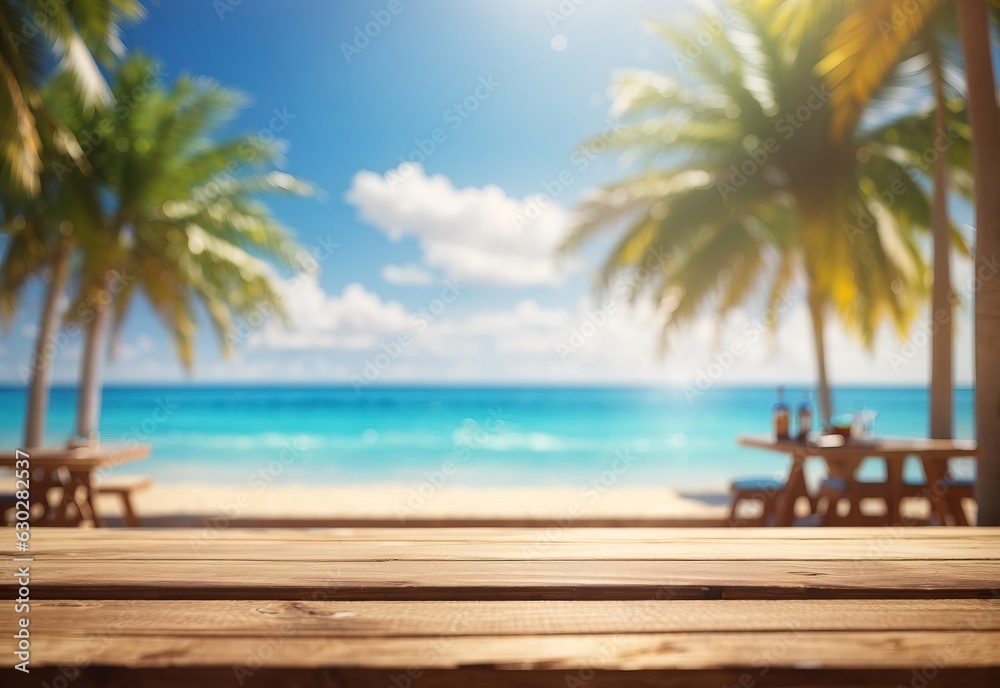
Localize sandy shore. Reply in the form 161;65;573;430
91;482;730;521
4;478;957;524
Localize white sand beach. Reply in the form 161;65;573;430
96;482;730;522
4;477;966;524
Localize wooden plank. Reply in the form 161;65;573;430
10;526;1000;547
22;536;1000;561
9;667;1000;688
6;631;1000;670
118;516;735;528
0;444;149;468
8;558;999;600
19;599;1000;636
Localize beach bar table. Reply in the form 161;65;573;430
738;435;979;526
2;527;999;687
0;444;149;527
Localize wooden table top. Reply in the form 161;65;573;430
738;434;980;458
0;443;149;469
3;527;998;686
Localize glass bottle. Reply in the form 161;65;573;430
797;392;812;441
772;386;790;440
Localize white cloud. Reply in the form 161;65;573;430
381;263;434;285
240;269;974;387
258;276;411;350
346;164;573;286
118;334;155;361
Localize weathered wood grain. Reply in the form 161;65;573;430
8;558;999;600
16;599;1000;636
19;535;1000;561
6;631;1000;670
8;526;998;548
4;527;997;684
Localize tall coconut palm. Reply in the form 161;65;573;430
565;2;968;425
812;0;970;439
800;0;999;522
0;126;102;447
1;1;143;447
955;0;1000;526
0;0;145;197
44;55;315;443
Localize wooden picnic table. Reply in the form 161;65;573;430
2;527;998;686
738;435;979;526
0;444;149;527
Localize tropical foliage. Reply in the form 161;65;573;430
777;0;999;521
0;0;145;196
1;53;315;445
566;1;972;423
45;55;315;440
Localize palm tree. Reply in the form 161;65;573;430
799;0;999;522
44;55;315;443
0;124;102;447
565;2;961;426
816;0;971;440
0;0;145;197
1;0;144;447
955;0;1000;525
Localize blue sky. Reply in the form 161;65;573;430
0;0;979;387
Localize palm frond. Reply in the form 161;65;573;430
818;0;941;139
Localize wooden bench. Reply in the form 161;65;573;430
95;475;152;527
2;527;998;686
818;475;975;526
727;477;784;525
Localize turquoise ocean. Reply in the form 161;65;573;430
0;386;976;490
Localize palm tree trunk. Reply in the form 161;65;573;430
807;288;833;427
929;55;953;440
74;274;113;446
956;0;1000;526
23;239;72;448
